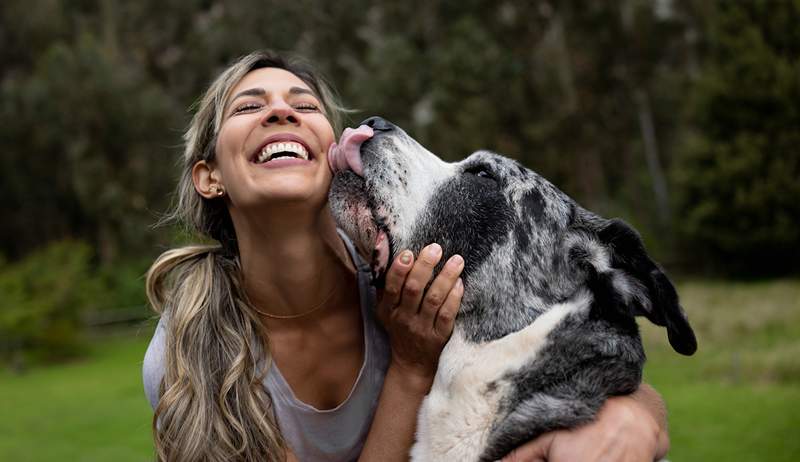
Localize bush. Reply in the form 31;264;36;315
0;241;103;367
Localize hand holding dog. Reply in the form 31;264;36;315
501;392;667;462
376;243;465;390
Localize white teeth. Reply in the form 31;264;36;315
257;141;309;163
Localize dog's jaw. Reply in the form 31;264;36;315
358;131;457;252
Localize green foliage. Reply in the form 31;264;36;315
673;1;800;274
0;241;102;364
0;1;797;276
0;22;182;263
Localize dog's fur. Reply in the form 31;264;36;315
329;117;697;462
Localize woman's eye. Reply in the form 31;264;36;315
231;103;262;115
294;103;320;112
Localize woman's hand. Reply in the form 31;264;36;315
502;391;669;462
376;243;465;389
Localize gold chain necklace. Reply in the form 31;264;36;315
253;283;340;320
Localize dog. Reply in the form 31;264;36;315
328;117;697;461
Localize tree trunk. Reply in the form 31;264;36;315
634;88;670;225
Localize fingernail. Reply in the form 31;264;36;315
449;254;464;268
399;250;412;264
426;243;442;257
455;278;464;291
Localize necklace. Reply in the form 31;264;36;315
253;282;340;320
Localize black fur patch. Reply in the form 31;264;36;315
408;171;515;281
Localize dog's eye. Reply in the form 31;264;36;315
465;165;496;181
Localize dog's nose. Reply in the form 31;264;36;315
361;116;395;132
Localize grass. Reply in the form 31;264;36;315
642;278;800;461
1;280;799;461
0;327;156;462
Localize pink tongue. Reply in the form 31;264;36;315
328;125;374;176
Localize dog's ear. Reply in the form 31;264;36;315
573;211;697;355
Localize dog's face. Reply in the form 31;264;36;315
330;118;696;355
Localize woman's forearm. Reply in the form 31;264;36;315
358;363;432;461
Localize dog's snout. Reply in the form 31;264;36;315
361;116;395;132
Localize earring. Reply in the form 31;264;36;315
210;185;225;197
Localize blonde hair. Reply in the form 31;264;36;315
146;50;346;461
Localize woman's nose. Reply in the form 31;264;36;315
261;100;298;126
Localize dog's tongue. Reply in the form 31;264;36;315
328;125;374;176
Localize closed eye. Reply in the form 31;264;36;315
293;102;320;112
231;102;263;115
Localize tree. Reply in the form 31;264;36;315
672;0;800;274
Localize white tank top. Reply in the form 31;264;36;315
142;231;391;461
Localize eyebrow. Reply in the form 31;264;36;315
228;86;318;105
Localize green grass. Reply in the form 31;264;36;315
642;278;800;461
1;280;799;461
0;327;156;461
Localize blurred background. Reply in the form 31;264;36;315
1;0;798;460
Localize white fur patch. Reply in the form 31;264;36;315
378;135;456;246
411;292;591;461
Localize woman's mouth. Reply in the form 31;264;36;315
251;134;314;167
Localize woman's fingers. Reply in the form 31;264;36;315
420;254;464;320
382;250;414;306
377;250;415;324
433;277;463;338
397;243;443;316
376;243;467;381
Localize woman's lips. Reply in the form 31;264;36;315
255;157;312;169
252;133;315;163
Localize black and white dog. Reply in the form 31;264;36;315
328;117;697;462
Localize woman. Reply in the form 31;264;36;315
143;50;669;462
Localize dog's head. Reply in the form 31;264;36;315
329;117;696;355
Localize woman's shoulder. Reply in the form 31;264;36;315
142;315;168;410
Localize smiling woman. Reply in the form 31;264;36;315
142;50;670;462
143;50;466;462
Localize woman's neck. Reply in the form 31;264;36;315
234;206;356;318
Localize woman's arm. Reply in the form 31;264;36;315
502;383;669;462
359;244;464;461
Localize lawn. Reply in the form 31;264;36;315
1;280;798;461
641;278;800;461
0;327;157;462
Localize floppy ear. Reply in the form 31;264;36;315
574;212;697;355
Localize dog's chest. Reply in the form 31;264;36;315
410;298;589;461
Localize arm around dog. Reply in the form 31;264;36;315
502;383;669;462
359;244;465;461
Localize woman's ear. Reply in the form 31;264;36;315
192;160;225;199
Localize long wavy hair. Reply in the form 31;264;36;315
145;50;346;461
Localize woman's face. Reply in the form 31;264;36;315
208;67;336;211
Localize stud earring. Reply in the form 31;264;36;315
210;185;225;197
